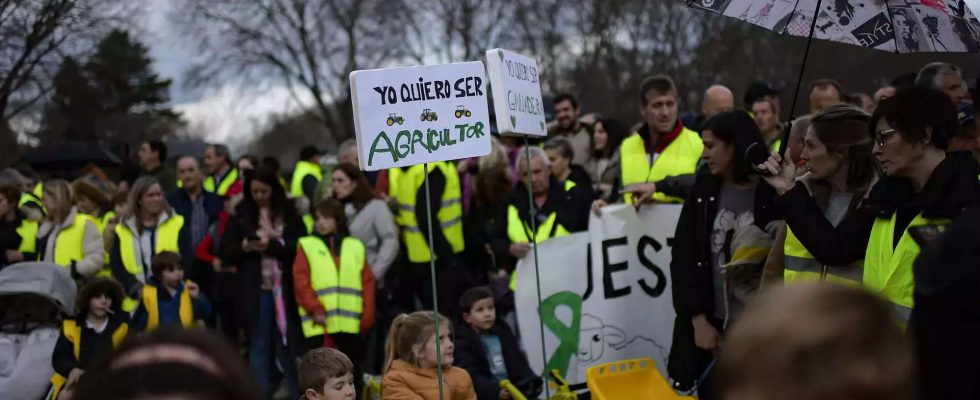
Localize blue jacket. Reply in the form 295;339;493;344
166;189;223;268
132;279;211;331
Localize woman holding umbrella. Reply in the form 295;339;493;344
35;180;104;279
758;85;980;323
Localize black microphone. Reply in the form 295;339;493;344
746;120;792;175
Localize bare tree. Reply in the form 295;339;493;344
172;0;414;150
0;0;120;147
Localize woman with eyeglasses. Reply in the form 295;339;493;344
759;85;980;325
110;177;188;312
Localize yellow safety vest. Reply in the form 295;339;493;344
303;214;314;235
49;318;128;400
114;215;184;311
297;236;366;337
783;226;862;285
18;192;43;212
50;214;99;269
142;284;195;330
84;211;116;278
290;161;323;198
864;213;948;322
203;168;239;196
394;162;464;263
389;168;403;225
769;138;782;154
620;127;703;203
508;180;576;291
16;219;38;254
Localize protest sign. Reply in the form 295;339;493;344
485;49;547;136
514;204;681;386
350;62;491;171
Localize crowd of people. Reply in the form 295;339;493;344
0;60;977;400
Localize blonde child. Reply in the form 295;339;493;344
382;311;476;400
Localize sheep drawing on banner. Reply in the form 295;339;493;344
577;314;669;370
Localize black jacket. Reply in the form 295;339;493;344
166;189;223;269
52;314;129;376
454;321;536;400
0;211;27;269
912;203;980;400
776;152;980;266
666;166;779;390
220;205;306;346
492;176;591;271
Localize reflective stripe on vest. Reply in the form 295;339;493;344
297;236;365;337
303;214;314;235
52;214;99;268
290;161;323;198
783;226;862;285
116;216;184;312
50;319;127;400
507;181;575;291
620;127;703;203
865;213;948;322
394;162;464;263
16;219;38;254
204;168;239;196
143;284;195;330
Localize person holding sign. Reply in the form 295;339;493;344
668;111;780;396
391;161;466;318
592;75;704;213
493;146;590;291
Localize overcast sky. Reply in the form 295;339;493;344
137;0;980;147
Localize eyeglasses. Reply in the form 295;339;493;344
874;128;897;147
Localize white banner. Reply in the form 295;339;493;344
515;204;681;386
485;49;547;137
349;61;491;171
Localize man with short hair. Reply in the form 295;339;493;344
752;99;782;152
610;75;704;204
547;93;592;167
493;146;590;288
166;156;223;300
291;145;322;205
744;82;781;116
138;140;177;192
915;62;968;105
786;115;812;166
808;79;844;112
703;85;735;118
948;102;979;154
203;144;241;197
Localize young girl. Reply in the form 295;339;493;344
293;199;375;397
50;278;130;399
382;311;476;400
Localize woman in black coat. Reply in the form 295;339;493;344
220;166;305;399
666;111;780;397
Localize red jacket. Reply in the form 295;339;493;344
292;235;376;333
195;211;230;264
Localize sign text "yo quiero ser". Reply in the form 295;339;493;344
350;62;491;171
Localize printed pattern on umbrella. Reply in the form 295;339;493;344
685;0;980;53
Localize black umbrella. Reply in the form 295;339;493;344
23;141;121;170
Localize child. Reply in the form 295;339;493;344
132;251;211;331
382;311;476;400
454;287;541;400
50;278;130;400
293;199;376;396
298;347;357;400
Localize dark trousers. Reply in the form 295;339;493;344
305;333;364;399
393;260;461;320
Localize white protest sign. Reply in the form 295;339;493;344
485;49;546;136
350;62;491;171
515;204;681;386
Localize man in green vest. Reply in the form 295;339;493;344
595;75;704;210
752;98;783;153
203;144;241;197
392;161;465;317
493;146;591;290
290;145;323;205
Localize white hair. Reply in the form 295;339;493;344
915;62;961;90
515;146;550;171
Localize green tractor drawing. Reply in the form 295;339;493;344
385;113;405;126
420;109;438;122
454;105;472;118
